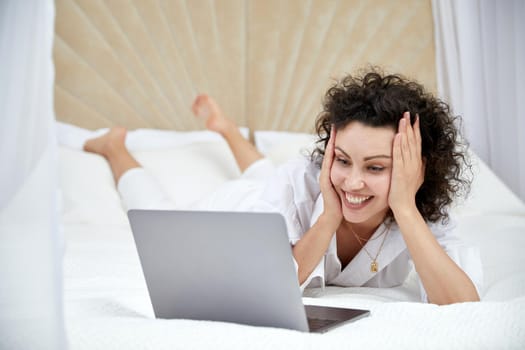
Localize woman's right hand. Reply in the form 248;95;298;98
319;126;343;229
293;127;342;284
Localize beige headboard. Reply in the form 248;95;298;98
54;0;436;133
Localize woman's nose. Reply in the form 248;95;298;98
345;173;365;190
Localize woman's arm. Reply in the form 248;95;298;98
394;208;479;304
389;112;479;305
292;215;338;284
292;127;342;284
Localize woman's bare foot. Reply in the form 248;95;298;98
83;126;142;183
192;94;264;172
83;126;128;159
192;94;235;135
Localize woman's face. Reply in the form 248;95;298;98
330;121;395;229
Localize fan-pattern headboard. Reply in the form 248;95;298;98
54;0;436;133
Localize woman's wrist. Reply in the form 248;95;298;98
391;203;420;225
316;212;341;234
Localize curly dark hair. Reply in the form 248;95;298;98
312;68;471;223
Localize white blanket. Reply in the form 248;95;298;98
65;298;525;350
62;218;525;349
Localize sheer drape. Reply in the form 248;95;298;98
0;1;66;348
432;0;525;201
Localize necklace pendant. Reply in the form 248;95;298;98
370;260;378;273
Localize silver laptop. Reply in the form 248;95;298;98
127;209;370;333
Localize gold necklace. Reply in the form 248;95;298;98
351;224;388;244
349;223;390;273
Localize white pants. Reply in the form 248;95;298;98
117;158;276;212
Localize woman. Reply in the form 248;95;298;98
84;69;482;305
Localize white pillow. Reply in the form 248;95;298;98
58;123;246;225
56;120;249;151
453;151;525;216
254;131;318;165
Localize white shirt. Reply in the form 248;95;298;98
251;156;484;302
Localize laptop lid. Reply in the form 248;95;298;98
128;209;369;332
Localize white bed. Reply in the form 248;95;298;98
57;123;525;349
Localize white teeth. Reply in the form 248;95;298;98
345;193;371;204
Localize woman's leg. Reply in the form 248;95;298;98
84;95;265;182
83;126;140;184
84;127;176;209
192;94;264;173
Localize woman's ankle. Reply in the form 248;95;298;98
84;126;128;158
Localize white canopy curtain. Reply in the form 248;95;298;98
432;0;525;202
0;1;66;349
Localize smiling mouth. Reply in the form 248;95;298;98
345;193;372;205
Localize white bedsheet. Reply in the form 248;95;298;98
61;217;525;349
65;299;525;350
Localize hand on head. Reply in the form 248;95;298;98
319;126;343;227
388;112;425;213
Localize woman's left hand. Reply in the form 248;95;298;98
388;112;425;214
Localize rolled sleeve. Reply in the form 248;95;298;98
293;255;325;293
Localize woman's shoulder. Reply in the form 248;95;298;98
268;155;321;198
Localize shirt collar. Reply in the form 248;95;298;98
310;196;406;286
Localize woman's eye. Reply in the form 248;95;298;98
368;166;384;172
336;158;349;166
